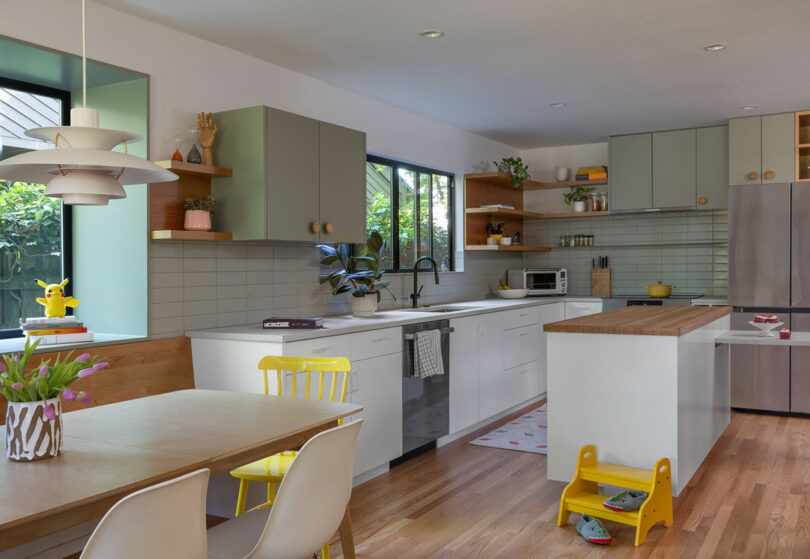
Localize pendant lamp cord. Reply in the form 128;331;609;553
82;0;86;108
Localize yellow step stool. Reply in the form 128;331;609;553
558;445;673;546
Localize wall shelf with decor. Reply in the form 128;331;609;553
464;172;606;191
796;111;810;182
149;160;234;241
550;240;728;251
464;244;551;252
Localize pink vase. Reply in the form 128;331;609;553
184;210;212;232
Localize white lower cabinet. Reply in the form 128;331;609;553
563;301;602;319
503;360;542;410
449;315;480;433
478;312;506;420
348;351;402;476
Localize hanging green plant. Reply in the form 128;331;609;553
493;157;530;188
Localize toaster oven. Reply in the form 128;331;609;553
506;268;567;296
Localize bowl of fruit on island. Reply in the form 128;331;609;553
748;314;784;336
496;281;528;299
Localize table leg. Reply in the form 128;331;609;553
338;502;356;559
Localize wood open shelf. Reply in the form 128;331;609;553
463;172;606;190
464;245;551;252
466;207;610;220
150;230;233;241
796;111;810;182
150;161;234;240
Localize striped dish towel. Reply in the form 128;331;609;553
414;329;444;378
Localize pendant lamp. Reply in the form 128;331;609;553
0;0;177;205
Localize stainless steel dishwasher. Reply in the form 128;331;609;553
400;319;452;459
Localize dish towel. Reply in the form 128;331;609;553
414;329;444;378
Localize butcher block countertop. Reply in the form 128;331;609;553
543;305;732;336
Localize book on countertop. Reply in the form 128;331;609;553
263;317;325;329
26;332;95;345
21;316;77;325
22;321;84;331
26;327;88;336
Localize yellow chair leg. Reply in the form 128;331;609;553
235;479;249;517
267;482;276;506
321;543;330;559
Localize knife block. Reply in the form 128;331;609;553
591;268;611;297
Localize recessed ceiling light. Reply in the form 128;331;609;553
550;103;567;108
419;30;444;38
740;105;758;111
704;43;727;51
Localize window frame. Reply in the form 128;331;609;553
366;154;455;273
0;76;73;339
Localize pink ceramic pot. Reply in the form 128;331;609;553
184;210;212;232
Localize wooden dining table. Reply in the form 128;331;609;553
0;389;362;557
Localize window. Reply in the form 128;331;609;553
365;155;453;272
0;77;71;338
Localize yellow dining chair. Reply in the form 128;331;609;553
230;355;351;559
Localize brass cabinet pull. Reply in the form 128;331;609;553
698;196;708;205
324;222;335;234
311;221;321;234
764;170;775;180
748;171;759;180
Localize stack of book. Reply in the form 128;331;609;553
262;317;324;329
21;316;94;345
575;166;608;181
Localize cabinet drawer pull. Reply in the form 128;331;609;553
698;196;708;205
748;171;759;181
371;337;386;343
519;332;528;337
764;170;775;180
311;221;321;234
324;222;335;234
519;313;528;317
311;346;328;355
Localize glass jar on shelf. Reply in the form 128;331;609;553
599;192;608;212
589;192;602;212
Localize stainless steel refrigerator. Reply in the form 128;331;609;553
729;183;810;412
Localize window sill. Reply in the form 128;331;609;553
0;334;147;355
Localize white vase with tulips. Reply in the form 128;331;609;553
1;338;107;462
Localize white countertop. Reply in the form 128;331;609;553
0;333;147;355
716;330;810;346
186;296;599;343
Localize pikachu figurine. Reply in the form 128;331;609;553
35;278;80;318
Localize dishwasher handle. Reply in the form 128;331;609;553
403;327;454;340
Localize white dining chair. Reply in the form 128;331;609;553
207;420;363;559
79;468;210;559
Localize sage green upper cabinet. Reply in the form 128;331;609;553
212;106;367;243
609;133;652;211
319;122;367;244
729;113;794;186
696;126;729;210
652;129;696;209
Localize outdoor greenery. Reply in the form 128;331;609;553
318;231;394;302
0;181;62;329
494;157;530;188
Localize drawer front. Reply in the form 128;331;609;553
504;359;543;409
502;306;542;330
504;324;542;370
284;335;351;359
350;327;401;361
564;301;602;319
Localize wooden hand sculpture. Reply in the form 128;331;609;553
197;112;218;166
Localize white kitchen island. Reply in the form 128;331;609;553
544;305;732;495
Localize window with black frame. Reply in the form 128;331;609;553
0;78;71;338
365;155;453;272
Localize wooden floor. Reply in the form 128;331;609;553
329;401;810;558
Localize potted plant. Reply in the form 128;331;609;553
318;231;395;317
1;338;107;461
486;218;506;245
494;157;530;188
183;195;215;232
563;186;595;213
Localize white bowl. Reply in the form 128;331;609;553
747;321;784;337
499;237;512;246
496;288;529;299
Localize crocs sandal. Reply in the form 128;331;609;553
603;490;649;512
576;514;612;544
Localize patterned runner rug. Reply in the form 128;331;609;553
470;403;547;454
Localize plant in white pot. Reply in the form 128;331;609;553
1;338;107;461
563;186;595;213
318;231;395;317
183;195;215;232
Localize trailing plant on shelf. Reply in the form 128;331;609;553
183;195;216;214
318;231;395;303
563;186;595;206
486;218;506;237
493;157;530;188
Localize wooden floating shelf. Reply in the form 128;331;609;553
798;143;810;149
464;244;551;252
466;207;610;220
538;211;610;219
154;160;233;178
151;230;233;241
463;172;606;191
551;240;728;250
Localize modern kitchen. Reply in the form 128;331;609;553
2;1;810;558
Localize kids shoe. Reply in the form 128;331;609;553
603;490;649;512
576;514;612;544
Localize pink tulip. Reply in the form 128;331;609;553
92;362;109;371
75;353;91;363
62;389;76;402
11;382;23;391
77;391;92;405
77;368;94;378
38;365;49;378
14;355;20;364
43;405;56;421
0;361;6;373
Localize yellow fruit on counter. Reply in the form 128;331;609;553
497;280;511;290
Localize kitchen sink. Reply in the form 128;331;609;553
404;305;480;313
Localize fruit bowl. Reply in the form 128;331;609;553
496;288;529;299
748;321;784;337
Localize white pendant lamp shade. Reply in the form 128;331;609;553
0;0;178;205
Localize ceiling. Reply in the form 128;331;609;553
91;0;810;148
